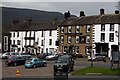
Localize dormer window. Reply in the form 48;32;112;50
68;26;72;33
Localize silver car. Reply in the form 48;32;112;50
0;52;19;59
19;53;31;60
88;53;106;62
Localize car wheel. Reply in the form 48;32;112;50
33;65;36;68
43;63;47;67
14;62;17;66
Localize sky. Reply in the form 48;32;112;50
1;0;120;16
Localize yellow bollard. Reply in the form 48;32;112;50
16;70;20;76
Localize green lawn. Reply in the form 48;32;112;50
72;67;120;76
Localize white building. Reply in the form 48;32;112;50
10;21;59;54
92;9;120;57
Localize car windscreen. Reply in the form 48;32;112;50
57;57;69;63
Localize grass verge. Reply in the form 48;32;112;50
72;67;120;76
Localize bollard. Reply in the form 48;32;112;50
16;70;20;76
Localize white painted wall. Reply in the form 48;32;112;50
94;24;119;57
10;30;57;54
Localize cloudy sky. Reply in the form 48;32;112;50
1;0;120;16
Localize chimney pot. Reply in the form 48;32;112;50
115;10;119;14
64;11;70;19
100;8;104;15
80;11;85;17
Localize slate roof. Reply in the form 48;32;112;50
10;21;60;31
59;14;120;26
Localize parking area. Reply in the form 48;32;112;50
1;57;111;78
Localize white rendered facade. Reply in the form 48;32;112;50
10;30;58;54
93;24;119;57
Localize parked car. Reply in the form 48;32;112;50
19;53;31;60
37;53;51;59
5;56;26;66
88;53;106;62
0;52;19;59
54;54;74;73
45;54;59;60
24;58;47;68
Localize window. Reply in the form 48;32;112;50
86;25;90;33
49;30;52;36
13;40;15;44
41;31;43;37
79;36;86;43
76;26;80;33
17;40;21;45
109;33;114;42
110;24;114;31
101;33;105;41
13;32;15;37
68;36;72;43
76;36;79;43
86;36;90;43
61;27;64;33
49;39;52;45
4;36;8;51
17;32;19;37
101;24;105;31
68;26;72;33
60;36;64;43
46;48;48;53
41;40;43;46
41;48;43;53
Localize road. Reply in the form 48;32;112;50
1;58;120;80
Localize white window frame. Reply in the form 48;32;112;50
68;26;72;33
86;25;90;33
61;27;64;33
61;36;64;43
68;36;72;43
86;36;90;43
76;36;79;43
76;26;80;33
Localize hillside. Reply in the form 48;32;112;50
2;7;64;23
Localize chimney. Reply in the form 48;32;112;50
64;11;70;19
100;8;104;15
80;11;85;17
115;10;119;14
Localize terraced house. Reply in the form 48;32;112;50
58;11;94;56
58;9;120;58
9;20;59;55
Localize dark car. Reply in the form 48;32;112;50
5;56;26;66
54;54;74;73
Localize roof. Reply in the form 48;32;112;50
59;14;120;26
10;21;60;31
